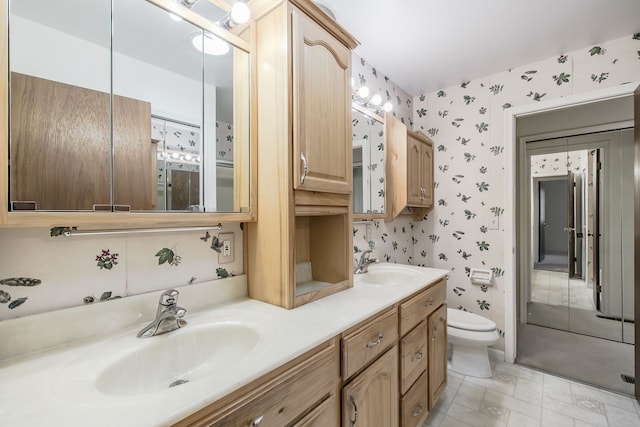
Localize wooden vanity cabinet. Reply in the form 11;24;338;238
173;338;340;427
341;308;399;427
247;0;359;309
397;279;447;426
386;115;435;221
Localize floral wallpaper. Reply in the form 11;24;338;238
216;121;234;161
0;225;243;320
412;33;640;349
531;151;586;178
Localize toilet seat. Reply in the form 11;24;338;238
447;308;496;332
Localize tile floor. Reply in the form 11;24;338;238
530;269;594;311
423;361;640;427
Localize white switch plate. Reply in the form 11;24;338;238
218;232;234;264
489;216;499;230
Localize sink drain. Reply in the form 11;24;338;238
169;379;189;388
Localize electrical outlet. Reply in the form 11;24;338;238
218;232;234;264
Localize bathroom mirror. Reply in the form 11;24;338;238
8;0;251;214
352;105;385;218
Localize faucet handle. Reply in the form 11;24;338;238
159;289;179;306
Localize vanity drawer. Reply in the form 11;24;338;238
400;320;428;395
400;370;429;427
400;280;446;336
176;340;337;427
342;308;398;380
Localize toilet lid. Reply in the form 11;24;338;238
447;308;496;332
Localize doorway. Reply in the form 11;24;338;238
517;128;635;394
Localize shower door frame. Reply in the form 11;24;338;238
503;82;639;368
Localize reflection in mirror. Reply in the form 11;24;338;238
8;0;250;213
352;106;385;215
523;130;634;344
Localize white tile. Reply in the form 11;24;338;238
604;404;640;427
570;382;637;413
454;382;487;411
542;394;608;427
507;411;542;427
465;372;517;396
514;377;544;407
484;389;542;420
541;409;576;427
543;373;573;404
447;401;508;427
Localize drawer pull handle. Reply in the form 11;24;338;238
250;415;264;426
349;393;359;426
424;299;434;307
366;333;384;348
412;350;423;362
300;152;308;185
412;403;425;417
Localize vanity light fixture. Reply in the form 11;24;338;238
192;32;230;56
352;84;393;113
175;0;250;29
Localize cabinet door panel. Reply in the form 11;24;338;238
342;347;398;427
400;320;428;395
421;140;434;207
292;395;338;427
292;9;351;194
406;136;422;205
428;304;447;409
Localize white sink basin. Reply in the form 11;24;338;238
95;323;260;396
356;263;423;286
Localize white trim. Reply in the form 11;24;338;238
503;81;640;364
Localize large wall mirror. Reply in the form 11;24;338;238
8;0;251;216
352;105;385;218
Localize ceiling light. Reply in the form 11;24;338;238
230;2;250;25
192;33;230;56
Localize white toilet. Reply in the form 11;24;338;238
447;308;499;378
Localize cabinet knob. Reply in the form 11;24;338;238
424;299;434;307
366;332;384;348
349;393;359;426
250;415;264;426
412;403;425;417
300;152;308;185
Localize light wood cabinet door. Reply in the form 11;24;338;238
292;9;352;194
342;347;399;427
406;137;423;205
428;304;447;409
420;139;434;207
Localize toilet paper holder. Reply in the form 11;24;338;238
469;268;493;286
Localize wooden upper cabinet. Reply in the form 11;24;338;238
386;116;435;221
292;9;352;194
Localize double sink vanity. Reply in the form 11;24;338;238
0;0;443;425
0;263;448;426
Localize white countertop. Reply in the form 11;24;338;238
0;263;448;426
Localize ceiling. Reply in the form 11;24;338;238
320;0;640;97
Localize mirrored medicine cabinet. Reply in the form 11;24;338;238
351;104;386;220
1;0;254;228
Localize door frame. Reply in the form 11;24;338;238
503;81;639;366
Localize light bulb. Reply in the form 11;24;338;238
230;2;250;25
172;152;180;159
383;101;393;112
358;86;370;99
184;154;192;161
370;94;382;106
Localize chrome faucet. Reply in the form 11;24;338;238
355;250;379;274
137;289;187;338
